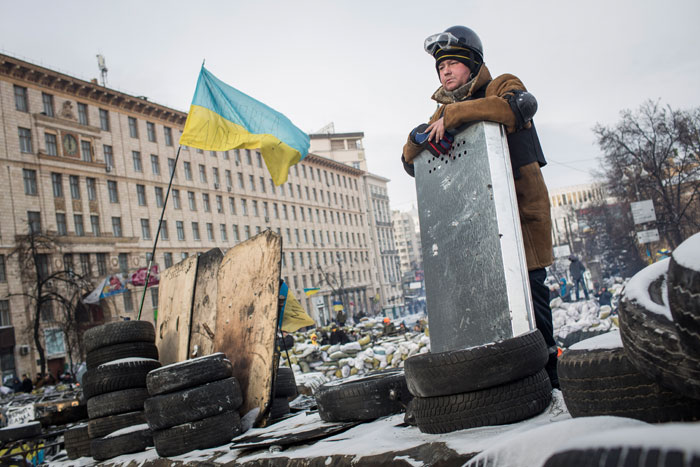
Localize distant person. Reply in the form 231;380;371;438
21;374;32;393
569;255;589;301
559;278;571;302
596;287;613;307
383;317;396;336
336;310;346;326
329;326;350;345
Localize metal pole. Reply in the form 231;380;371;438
137;145;182;321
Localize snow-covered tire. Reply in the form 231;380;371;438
83;359;161;399
668;253;700;358
144;377;243;430
146;353;232;396
412;369;552;434
87;388;149;419
90;425;152;462
83;320;155;354
64;424;91;459
559;334;700;422
0;421;41;442
153;411;241;457
86;341;159;370
559;329;610;349
404;330;548;397
543;423;700;467
88;411;146;439
315;369;413;422
618;261;700;400
269;397;291;420
275;367;297;398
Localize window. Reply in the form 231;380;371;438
241;199;248;216
216;195;223;213
164;127;173;146
0;256;6;282
252;200;259;217
160;220;168;240
28;211;41;234
213;167;220;185
14;85;28;111
225;170;232;188
45;133;58;156
249;175;255;191
260;176;266;193
202;193;211;212
119;253;129;273
229;197;236;214
91;215;100;236
151;155;160;175
99;109;110;131
237;172;244;188
192;222;201;241
220;224;228;241
19;127;32;153
23;169;37;195
74;214;85;236
0;301;9;326
206;223;214;241
210;151;217;158
233;225;240;241
77;103;89;125
256;152;263;168
244;225;251;239
246;149;252;165
188;191;196;210
181;252;189;260
107;180;118;203
63;253;74;273
97;253;107;275
69;175;80;199
86;178;97;201
184;161;192;180
104;144;114;168
172;189;181;209
81;140;92;162
234;149;241;164
168;158;176;177
147;122;156;142
80;253;91;276
56;213;67;235
164;252;173;268
155;187;164;207
132;151;142;172
137;184;146;205
123;290;133;313
112;217;122;237
199;164;207;183
141;219;151;239
151;287;159;307
176;221;185;240
42;93;54;117
128;117;138;138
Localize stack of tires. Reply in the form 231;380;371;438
63;424;91;460
269;367;297;421
315;369;412;422
82;320;160;461
559;232;700;423
404;329;552;433
144;353;243;457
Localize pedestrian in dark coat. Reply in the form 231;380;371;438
569;255;589;301
21;374;33;393
596;287;612;307
401;25;558;389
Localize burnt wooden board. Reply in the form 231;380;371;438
214;230;282;427
156;254;198;365
189;248;223;358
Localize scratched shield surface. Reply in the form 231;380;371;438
415;122;534;353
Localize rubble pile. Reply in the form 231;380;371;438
550;282;625;342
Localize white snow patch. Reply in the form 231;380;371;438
569;330;622;351
623;258;671;319
105;423;149;438
394;454;423;466
151;352;227;372
97;357;160;367
671;232;700;271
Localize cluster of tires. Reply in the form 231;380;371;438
559;232;700;423
269;367;297;420
64;320;160;461
404;329;552;433
143;353;243;457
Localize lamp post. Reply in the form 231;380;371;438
335;252;347;321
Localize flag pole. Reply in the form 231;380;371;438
137;145;183;321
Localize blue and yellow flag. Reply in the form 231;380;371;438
180;66;310;185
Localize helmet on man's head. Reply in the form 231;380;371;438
425;26;484;75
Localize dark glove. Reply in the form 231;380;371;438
410;124;430;145
410;123;454;157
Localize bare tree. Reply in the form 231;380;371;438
9;232;94;378
594;100;700;248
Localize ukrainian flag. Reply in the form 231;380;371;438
179;66;310;185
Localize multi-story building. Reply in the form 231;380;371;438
0;53;377;380
549;183;607;253
392;209;421;276
309;128;367;171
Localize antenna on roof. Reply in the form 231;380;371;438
96;54;108;87
316;122;335;134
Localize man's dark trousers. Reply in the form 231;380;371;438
529;268;559;389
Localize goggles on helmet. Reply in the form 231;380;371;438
424;31;466;55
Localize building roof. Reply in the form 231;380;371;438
309;132;364;139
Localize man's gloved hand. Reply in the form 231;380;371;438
410;123;454;157
410;124;431;145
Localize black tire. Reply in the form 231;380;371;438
90;426;153;462
153;411;241;457
87;388;149;419
559;329;609;349
668;256;700;358
315;369;413;422
0;421;41;442
404;330;548;397
146;352;232;396
559;338;700;422
275;367;297;398
86;341;159;370
544;447;700;467
145;377;243;430
64;424;91;460
88;411;146;439
619;294;700;400
269;397;291;420
83;359;161;399
84;320;155;354
412;369;552;434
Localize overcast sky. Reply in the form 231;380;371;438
3;0;699;211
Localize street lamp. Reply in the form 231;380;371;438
335;252;347;321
